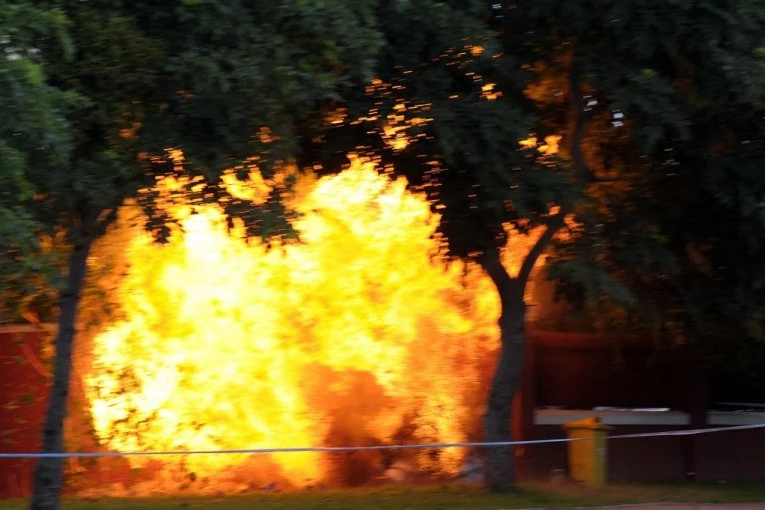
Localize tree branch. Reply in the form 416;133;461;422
94;208;118;237
517;212;565;290
567;56;596;186
479;246;519;301
481;55;594;307
511;57;591;293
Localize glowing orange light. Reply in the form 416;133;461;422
481;83;501;101
470;45;485;57
83;92;560;496
519;135;562;156
85;155;546;495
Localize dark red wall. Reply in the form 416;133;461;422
0;326;53;498
531;331;697;412
521;331;764;483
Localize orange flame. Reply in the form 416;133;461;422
83;146;556;494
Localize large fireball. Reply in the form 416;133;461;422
82;155;540;495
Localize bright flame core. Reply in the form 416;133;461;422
83;156;541;494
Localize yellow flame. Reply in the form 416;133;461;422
85;155;549;494
519;135;561;156
84;115;560;493
481;83;501;101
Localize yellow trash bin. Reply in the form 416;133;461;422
562;417;611;486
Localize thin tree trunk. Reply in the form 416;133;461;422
480;217;562;491
484;309;526;490
480;247;526;492
479;51;589;493
30;239;92;510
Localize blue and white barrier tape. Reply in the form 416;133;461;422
2;423;763;459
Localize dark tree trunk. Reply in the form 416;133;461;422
479;220;561;491
477;52;587;493
30;239;92;510
480;248;526;492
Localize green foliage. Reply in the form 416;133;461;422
520;0;765;352
0;3;74;321
2;0;389;317
296;0;765;359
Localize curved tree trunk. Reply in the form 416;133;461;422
480;248;526;492
30;239;92;510
478;53;587;493
479;217;562;491
483;299;527;491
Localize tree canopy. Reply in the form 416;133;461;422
529;1;765;348
0;4;74;322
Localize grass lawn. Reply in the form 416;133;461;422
2;483;765;510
